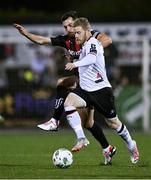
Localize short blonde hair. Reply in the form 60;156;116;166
73;17;91;31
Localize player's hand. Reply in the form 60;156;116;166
65;63;76;71
64;54;74;62
13;23;27;35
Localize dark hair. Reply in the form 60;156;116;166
61;11;78;22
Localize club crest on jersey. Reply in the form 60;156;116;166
96;72;102;78
95;72;103;83
90;44;97;54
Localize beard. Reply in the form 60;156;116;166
76;33;87;45
75;39;81;45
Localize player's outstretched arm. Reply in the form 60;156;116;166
97;33;112;48
14;23;51;45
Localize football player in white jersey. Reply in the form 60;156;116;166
14;11;117;165
65;17;139;164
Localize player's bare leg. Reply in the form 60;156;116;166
64;92;89;152
64;93;116;164
105;117;139;164
37;76;78;131
79;107;116;165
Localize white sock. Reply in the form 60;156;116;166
103;145;110;152
116;124;134;150
65;106;86;139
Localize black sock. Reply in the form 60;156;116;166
87;121;109;149
53;85;69;121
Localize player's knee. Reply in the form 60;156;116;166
64;93;86;108
105;117;121;129
84;119;94;128
64;98;72;107
57;78;65;85
57;76;78;89
64;93;75;107
81;108;94;128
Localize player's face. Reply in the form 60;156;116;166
62;17;74;37
74;26;87;45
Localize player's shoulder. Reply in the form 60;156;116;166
91;30;100;38
86;37;102;52
87;37;98;45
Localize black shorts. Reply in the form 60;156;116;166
72;86;117;119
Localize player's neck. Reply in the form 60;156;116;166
86;31;92;42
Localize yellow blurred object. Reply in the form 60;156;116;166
5;94;15;114
33;89;51;99
24;70;33;82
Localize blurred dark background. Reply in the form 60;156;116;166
0;0;150;130
0;0;151;24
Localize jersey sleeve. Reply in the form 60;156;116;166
91;30;100;38
51;35;66;48
85;39;98;56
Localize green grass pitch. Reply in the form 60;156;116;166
0;129;150;179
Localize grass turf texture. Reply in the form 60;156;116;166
0;129;150;179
